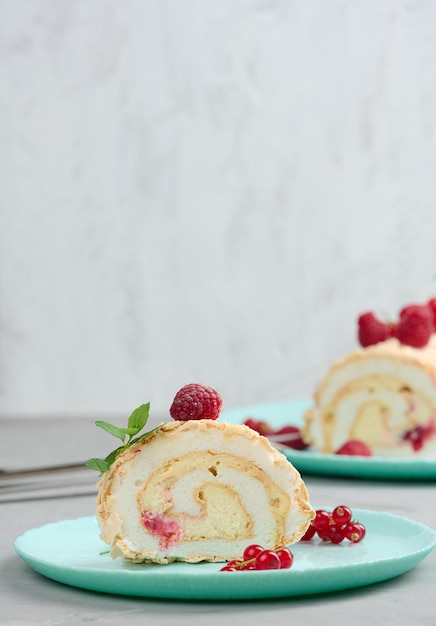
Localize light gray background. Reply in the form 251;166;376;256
2;0;436;419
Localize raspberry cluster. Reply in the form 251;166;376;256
220;544;294;572
301;505;366;544
358;298;436;349
243;417;309;450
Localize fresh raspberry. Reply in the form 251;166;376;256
169;383;222;421
402;419;436;451
243;418;274;435
427;298;436;329
357;312;391;347
244;419;309;449
335;440;372;456
268;425;309;450
396;304;433;348
399;304;417;317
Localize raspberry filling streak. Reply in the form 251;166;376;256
141;511;183;550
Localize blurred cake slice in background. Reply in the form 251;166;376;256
302;301;436;458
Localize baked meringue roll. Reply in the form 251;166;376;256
96;420;314;563
303;337;436;458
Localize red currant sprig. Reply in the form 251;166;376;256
220;544;294;572
301;505;366;544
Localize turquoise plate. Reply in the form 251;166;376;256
221;399;436;480
14;511;436;600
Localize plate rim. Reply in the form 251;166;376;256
14;510;436;600
221;398;436;479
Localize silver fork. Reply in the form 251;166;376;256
0;462;97;503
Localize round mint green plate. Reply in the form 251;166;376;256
221;399;436;480
14;511;436;600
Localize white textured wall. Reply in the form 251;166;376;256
2;0;436;418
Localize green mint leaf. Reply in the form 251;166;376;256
127;403;150;432
87;403;159;474
104;447;123;467
129;425;160;446
119;427;141;436
86;458;110;473
95;420;127;443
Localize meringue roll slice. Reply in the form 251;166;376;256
96;420;314;563
303;337;436;458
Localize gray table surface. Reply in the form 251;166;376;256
1;416;435;626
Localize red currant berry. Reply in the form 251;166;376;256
300;523;317;541
344;522;366;543
355;523;366;541
243;544;264;561
326;525;346;544
255;549;281;570
220;565;237;571
332;505;353;526
313;509;333;533
276;547;294;569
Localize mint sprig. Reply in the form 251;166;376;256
86;403;158;475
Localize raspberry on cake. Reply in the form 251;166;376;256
169;383;222;421
396;305;433;348
336;440;372;456
93;384;315;564
358;312;391;347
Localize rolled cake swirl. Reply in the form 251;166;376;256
303;337;436;457
97;419;314;563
